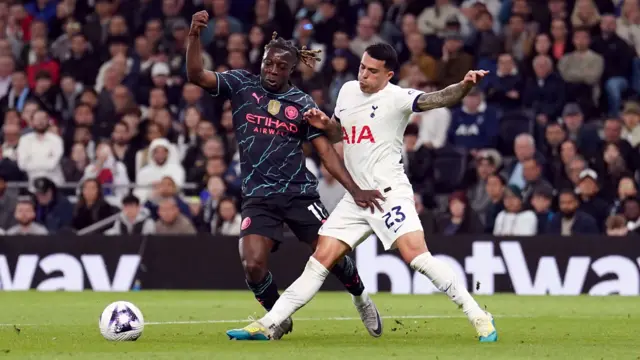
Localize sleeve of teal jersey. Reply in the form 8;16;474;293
303;97;325;141
206;70;253;98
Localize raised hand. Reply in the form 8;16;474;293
189;10;209;37
303;108;331;130
462;70;490;85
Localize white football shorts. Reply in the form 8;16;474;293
318;185;423;250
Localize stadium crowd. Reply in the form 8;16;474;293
0;0;640;237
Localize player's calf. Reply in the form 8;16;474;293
396;231;497;342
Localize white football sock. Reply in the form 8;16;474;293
410;252;485;321
352;290;370;306
261;257;329;327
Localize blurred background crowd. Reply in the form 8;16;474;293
0;0;639;237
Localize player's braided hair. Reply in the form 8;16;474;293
265;32;321;68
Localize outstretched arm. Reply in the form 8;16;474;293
186;11;218;89
414;70;489;112
415;81;474;111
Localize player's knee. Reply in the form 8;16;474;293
395;231;429;264
311;236;351;269
242;258;269;283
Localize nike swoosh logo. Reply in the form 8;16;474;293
393;223;405;233
371;308;383;336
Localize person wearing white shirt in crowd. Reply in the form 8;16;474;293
135;138;185;202
493;184;538;236
211;197;242;236
16;110;65;185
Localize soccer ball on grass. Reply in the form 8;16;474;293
99;301;144;341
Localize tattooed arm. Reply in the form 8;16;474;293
414;81;475;111
414;70;489;112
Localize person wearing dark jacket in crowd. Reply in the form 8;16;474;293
105;194;155;235
437;191;484;235
530;183;555;234
0;171;18;230
144;176;192;220
547;189;600;235
484;173;506;233
33;177;73;233
71;178;118;233
523;55;566;123
577;169;611;232
479;53;523;112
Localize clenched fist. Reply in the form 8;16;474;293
189;10;209;37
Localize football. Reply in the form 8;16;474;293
99;301;145;341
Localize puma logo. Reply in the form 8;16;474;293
252;92;264;103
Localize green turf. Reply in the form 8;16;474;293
0;291;638;359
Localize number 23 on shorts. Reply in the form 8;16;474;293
382;206;406;233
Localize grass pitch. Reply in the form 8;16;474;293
0;291;638;359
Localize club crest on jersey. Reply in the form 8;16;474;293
285;106;299;120
370;105;378;118
268;100;281;116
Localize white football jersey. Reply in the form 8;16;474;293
334;80;424;193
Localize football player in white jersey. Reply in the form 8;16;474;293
226;43;498;343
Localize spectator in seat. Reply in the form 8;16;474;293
26;37;59;88
446;88;499;152
62;142;89;182
621;101;640;147
479;53;523;112
436;32;474;88
571;0;602;35
605;214;632;236
523;55;566;125
17;110;64;185
610;176;638;216
105;194;155;235
144;176;191;221
466;10;502;71
467;150;499;223
558;28;604;115
417;0;464;37
503;14;536;62
32;176;73;233
547;189;600;235
506;133;537;189
599;118;637;171
437;190;484;235
531;183;555;234
350;16;387;58
135;138;185;202
155;197;196;235
521;157;553;206
577;169;611;231
318;163;345;213
71;179;118;233
493;184;537;236
623;197;640;234
542;122;567;179
82;141;130;201
6;198;48;235
484;173;506;232
197;176;227;232
211;197;242;236
111;121;137;183
401;32;437;82
0;171;17;230
596;143;631;200
592;15;635;117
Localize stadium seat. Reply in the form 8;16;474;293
432;146;468;194
496;110;534;157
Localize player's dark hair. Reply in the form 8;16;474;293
364;43;399;71
265;32;321;69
